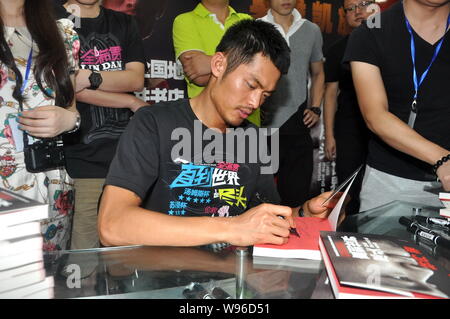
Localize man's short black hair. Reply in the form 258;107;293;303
216;19;291;76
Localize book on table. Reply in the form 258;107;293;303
439;192;450;209
253;166;361;262
253;217;332;261
0;188;48;227
319;231;450;299
439;193;450;219
0;187;53;299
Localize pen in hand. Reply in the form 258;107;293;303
255;193;300;237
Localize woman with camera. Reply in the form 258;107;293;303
0;0;80;250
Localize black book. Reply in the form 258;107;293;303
319;231;450;299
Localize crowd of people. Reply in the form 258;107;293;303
0;0;448;251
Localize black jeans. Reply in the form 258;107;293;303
269;101;313;207
276;133;313;207
334;117;369;215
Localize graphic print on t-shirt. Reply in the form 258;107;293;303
167;160;250;217
78;32;133;144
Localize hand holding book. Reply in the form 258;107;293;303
253;167;362;261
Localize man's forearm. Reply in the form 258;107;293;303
323;82;338;137
98;70;144;93
191;74;211;87
367;110;448;165
98;186;230;247
77;67;145;93
309;72;325;107
179;51;212;85
76;89;145;109
99;205;230;247
351;61;449;169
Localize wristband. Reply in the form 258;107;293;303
307;106;321;116
432;154;450;175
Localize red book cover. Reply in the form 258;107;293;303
252;217;332;261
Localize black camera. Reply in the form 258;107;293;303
24;138;65;173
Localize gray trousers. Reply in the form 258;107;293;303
359;165;442;212
70;178;105;250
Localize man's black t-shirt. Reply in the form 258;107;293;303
105;99;280;217
55;5;146;178
325;36;363;122
344;2;450;181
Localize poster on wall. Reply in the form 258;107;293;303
56;0;398;196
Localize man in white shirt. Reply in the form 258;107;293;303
259;0;325;207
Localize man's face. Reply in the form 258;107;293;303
343;0;376;28
211;53;280;127
102;0;137;15
268;0;297;16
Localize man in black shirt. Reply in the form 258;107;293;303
344;0;450;211
98;20;334;248
55;0;148;249
323;0;375;214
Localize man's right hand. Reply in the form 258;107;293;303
225;203;294;247
325;135;337;161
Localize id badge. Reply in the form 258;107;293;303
8;116;34;152
9;117;24;152
407;100;418;128
407;110;417;128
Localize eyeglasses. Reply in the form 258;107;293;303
344;1;376;13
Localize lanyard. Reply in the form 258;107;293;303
20;42;33;96
17;42;34;148
405;13;450;127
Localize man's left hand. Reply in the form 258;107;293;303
302;191;347;225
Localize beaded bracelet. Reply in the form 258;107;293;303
433;154;450;174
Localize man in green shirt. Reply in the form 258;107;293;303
173;0;260;126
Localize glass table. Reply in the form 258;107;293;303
44;201;450;299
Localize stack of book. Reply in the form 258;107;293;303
0;188;54;298
439;192;450;219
